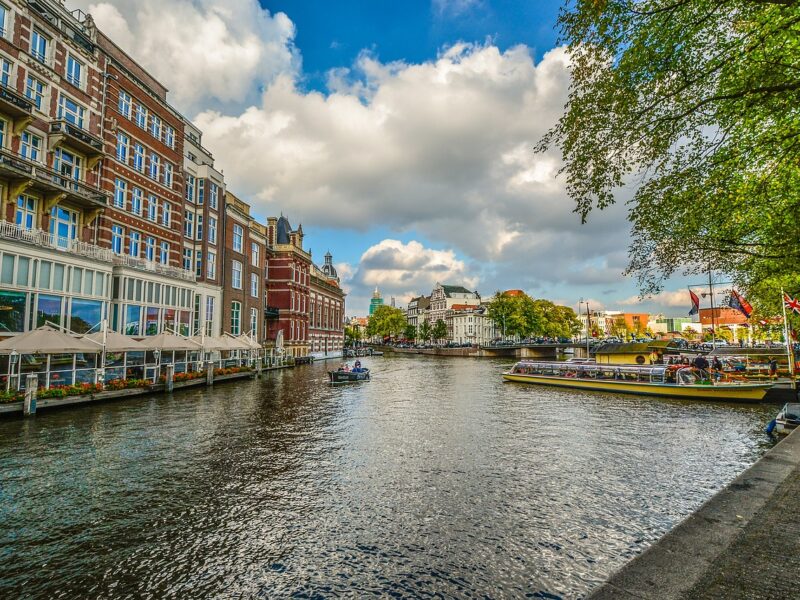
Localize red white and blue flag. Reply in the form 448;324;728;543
688;289;700;316
784;292;800;315
728;290;753;318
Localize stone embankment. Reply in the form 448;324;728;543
589;427;800;599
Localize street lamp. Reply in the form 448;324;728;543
8;350;18;392
579;299;590;356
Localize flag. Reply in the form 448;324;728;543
728;290;753;319
784;292;800;315
688;289;700;315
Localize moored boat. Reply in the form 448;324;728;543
772;402;800;434
503;360;773;402
328;363;370;383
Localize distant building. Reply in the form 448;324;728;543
309;251;345;358
450;304;497;345
428;283;481;327
406;295;430;330
369;287;384;316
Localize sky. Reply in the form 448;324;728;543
74;0;701;316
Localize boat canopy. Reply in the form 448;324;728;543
511;360;671;383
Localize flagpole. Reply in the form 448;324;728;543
707;265;718;351
781;288;796;392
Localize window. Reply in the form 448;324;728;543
205;296;215;335
133;143;144;172
147;194;157;221
30;30;48;64
208;216;217;244
185;174;195;202
129;231;141;257
163;163;173;187
0;5;7;38
145;236;156;261
118;91;132;118
182;248;192;271
15;195;37;230
54;148;81;183
112;225;124;254
209;183;219;209
159;241;169;264
231;302;241;335
183;210;194;238
250;308;257;336
231;260;242;289
149;153;160;180
149;115;161;140
207;251;216;279
250;273;258;297
197;180;204;205
25;75;44;111
0;58;11;87
20;131;42;162
251;242;259;267
135;103;147;128
195;250;202;278
165;126;175;148
114;178;126;209
116;132;129;162
58;95;85;128
162;203;171;227
233;224;243;253
66;55;83;88
131;187;143;215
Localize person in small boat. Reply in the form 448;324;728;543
353;360;363;373
340;363;350;372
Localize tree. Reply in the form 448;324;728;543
366;305;407;339
419;321;432;343
344;325;362;346
404;324;417;341
432;319;448;344
532;300;582;339
539;0;800;310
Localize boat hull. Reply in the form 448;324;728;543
502;373;771;402
328;370;370;384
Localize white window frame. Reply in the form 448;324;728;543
131;187;143;216
66;54;83;88
114;178;127;209
231;260;242;289
118;91;132;118
232;224;243;253
116;131;129;163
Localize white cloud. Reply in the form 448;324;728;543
343;239;478;310
76;0;299;114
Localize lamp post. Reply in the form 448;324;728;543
579;299;590;356
8;350;18;392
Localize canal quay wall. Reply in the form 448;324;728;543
0;365;292;417
375;344;566;359
589;428;800;599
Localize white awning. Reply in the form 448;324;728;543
0;326;99;354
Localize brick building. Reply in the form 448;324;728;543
97;28;195;336
221;192;266;339
309;251;345;358
265;215;310;357
0;2;111;334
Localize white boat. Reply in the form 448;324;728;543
772;402;800;435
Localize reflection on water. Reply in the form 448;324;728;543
0;356;775;598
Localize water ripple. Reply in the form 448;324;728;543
0;356;775;598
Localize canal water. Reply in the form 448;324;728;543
0;356;775;599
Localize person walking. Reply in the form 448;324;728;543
769;358;778;379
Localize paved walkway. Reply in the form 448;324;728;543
590;428;800;599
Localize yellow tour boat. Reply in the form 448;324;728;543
503;360;773;402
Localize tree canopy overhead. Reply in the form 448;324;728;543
539;0;800;309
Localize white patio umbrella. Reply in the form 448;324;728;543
0;325;99;354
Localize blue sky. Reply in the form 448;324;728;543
81;0;698;317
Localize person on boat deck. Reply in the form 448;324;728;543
712;356;723;381
693;355;709;374
769;358;778;379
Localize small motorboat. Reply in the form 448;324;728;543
767;402;800;435
328;361;370;384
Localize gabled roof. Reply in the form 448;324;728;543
441;285;475;297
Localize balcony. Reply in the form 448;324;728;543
264;306;280;319
49;120;104;163
0;220;113;263
0;82;33;133
0;148;107;210
112;254;196;283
